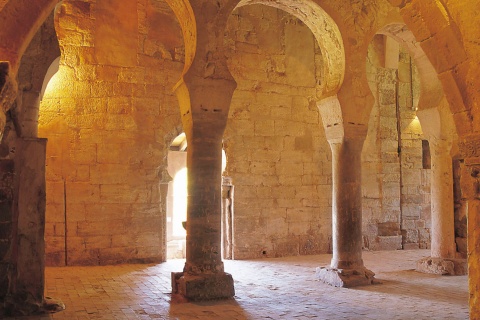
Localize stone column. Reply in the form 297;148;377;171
316;136;375;287
170;74;236;300
166;0;237;300
416;138;466;275
457;135;480;317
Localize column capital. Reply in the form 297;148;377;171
317;95;368;144
458;134;480;166
0;62;18;140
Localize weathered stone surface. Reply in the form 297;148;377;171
172;272;235;301
417;257;467;276
315;266;377;288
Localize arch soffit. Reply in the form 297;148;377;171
163;0;196;75
0;0;60;73
236;0;345;98
376;22;456;140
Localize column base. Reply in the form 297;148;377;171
315;266;377;288
172;272;235;301
416;257;467;275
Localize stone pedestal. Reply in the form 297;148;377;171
172;272;234;301
316;266;376;288
416;257;467;275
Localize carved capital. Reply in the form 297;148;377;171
0;62;18;141
0;62;18;114
458;134;480;164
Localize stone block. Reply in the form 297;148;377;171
287;221;310;235
371;236;403;251
315;266;377;288
377;222;401;236
99;184;149;204
173;272;235;301
417;257;467;275
402;228;419;243
66;183;100;203
278;175;303;186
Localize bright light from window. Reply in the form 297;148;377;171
173;168;188;237
43;72;61;97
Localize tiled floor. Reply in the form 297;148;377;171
8;249;469;320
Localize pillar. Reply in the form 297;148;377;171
416;138;467;275
430;139;456;258
316;135;375;287
457;135;480;318
170;75;236;301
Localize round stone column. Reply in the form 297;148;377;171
316;137;375;287
170;71;237;300
416;138;466;275
430;139;456;259
330;139;364;269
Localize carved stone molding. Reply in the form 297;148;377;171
458;134;480;163
0;62;18;114
0;62;18;140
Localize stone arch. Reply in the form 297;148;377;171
0;0;60;73
0;0;61;138
162;0;196;75
15;9;60;138
374;22;457;140
387;0;474;136
236;0;344;99
370;21;462;271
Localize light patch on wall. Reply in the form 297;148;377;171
42;65;76;103
173;168;187;237
406;116;423;135
43;72;61;97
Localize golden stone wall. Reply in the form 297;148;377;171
224;5;332;259
39;0;183;266
36;0;455;264
362;37;431;251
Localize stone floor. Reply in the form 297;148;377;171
8;249;469;320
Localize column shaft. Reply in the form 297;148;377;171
330;139;364;269
430;139;455;258
316;135;375;287
184;133;224;274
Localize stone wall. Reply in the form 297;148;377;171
224;5;332;259
37;2;442;265
362;35;431;251
39;0;183;266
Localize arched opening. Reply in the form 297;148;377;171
223;2;338;259
364;22;465;275
362;33;429;251
39;0;186;266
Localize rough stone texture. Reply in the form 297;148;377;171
172;272;235;301
40;0;184;266
0;123;48;315
315;266;376;288
417;257;468;276
15;10;60;138
0;0;478;316
0;158;14;313
362;36;431;251
224;5;332;260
